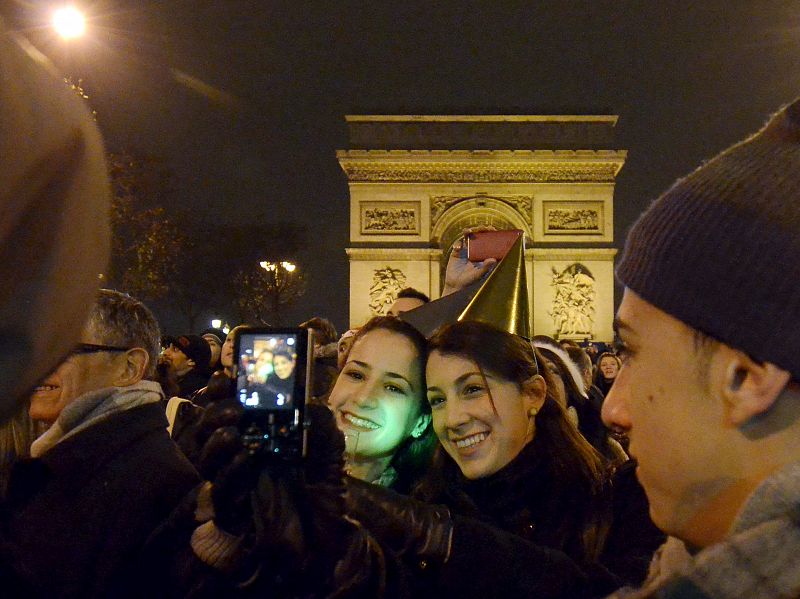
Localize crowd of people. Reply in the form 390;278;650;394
4;17;800;598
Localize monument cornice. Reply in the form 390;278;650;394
528;248;618;260
337;150;626;183
346;248;443;261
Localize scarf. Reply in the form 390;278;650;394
609;461;800;599
30;380;163;457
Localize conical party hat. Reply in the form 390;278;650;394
401;233;530;339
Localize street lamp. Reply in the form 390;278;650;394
258;260;300;324
210;318;222;329
259;260;296;273
52;6;86;40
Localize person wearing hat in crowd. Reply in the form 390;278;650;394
160;334;212;398
604;97;800;598
201;328;226;372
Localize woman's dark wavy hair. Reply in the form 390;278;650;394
416;320;611;563
341;316;437;493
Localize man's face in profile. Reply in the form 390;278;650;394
162;344;193;374
602;289;729;546
388;297;425;317
30;334;121;424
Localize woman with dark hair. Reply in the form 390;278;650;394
328;316;436;492
343;320;616;598
594;352;622;397
420;321;612;570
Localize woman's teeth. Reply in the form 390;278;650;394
455;432;488;449
343;413;380;430
33;385;58;392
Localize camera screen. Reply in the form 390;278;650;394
236;332;298;410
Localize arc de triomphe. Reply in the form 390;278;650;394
337;115;626;342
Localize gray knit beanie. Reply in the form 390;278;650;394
617;97;800;379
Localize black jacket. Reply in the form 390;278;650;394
178;368;211;399
408;443;616;598
2;402;200;598
413;443;662;596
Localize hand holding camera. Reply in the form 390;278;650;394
188;327;387;594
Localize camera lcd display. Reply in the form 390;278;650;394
236;332;299;410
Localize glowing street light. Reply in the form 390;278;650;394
210;318;222;329
259;260;297;273
52;6;86;40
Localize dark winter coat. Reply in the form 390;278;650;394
178;368;212;399
410;442;616;598
2;402;200;598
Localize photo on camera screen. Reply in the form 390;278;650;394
236;332;298;410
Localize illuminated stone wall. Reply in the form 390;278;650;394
338;116;625;340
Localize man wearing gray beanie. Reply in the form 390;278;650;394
603;97;800;598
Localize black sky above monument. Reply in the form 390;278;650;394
5;1;799;331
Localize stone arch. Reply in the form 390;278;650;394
431;196;532;252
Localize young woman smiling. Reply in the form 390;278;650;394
418;320;612;570
342;320;619;597
328;316;435;492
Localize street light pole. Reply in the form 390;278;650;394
259;260;298;325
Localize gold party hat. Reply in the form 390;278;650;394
401;233;530;338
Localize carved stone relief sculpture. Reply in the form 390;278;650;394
542;201;604;236
549;263;596;338
361;202;420;235
369;266;408;315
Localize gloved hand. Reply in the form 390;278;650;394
192;403;388;595
344;475;454;566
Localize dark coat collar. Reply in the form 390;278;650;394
8;403;169;502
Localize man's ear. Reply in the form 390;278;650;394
720;351;791;426
114;348;149;386
521;374;547;413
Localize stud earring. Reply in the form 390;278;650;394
528;406;539;418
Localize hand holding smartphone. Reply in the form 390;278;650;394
466;229;523;262
233;327;313;460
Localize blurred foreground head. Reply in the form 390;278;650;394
0;21;110;419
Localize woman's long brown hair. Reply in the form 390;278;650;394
417;320;611;563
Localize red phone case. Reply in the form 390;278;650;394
466;229;523;262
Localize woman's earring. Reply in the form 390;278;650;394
527;406;538;439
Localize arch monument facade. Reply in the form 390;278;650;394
337;115;626;341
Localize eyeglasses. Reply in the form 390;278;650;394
71;343;131;355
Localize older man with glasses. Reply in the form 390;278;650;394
5;289;199;598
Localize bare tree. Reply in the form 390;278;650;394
105;151;186;301
233;261;307;325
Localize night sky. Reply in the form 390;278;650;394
5;1;800;333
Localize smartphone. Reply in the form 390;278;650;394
466;229;523;262
233;327;313;459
